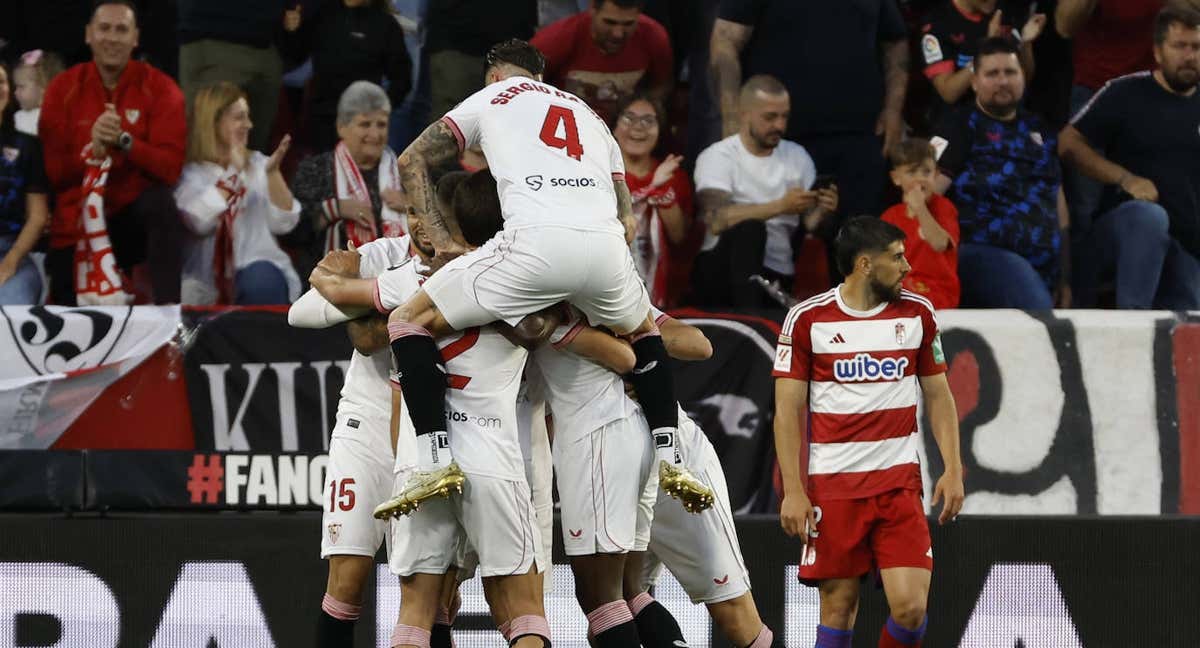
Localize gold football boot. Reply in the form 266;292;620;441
659;460;715;513
373;462;466;519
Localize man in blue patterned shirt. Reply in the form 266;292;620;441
931;37;1068;309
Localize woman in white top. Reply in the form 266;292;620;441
175;82;300;305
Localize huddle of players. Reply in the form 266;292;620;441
291;165;784;648
294;34;965;648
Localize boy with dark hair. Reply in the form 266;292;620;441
881;139;960;309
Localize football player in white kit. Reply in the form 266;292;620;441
373;170;552;648
530;305;656;647
548;309;783;648
287;208;435;648
362;39;712;515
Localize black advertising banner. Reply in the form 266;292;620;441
179;308;1200;515
183;309;354;454
0;514;1196;647
85;451;329;510
0;451;85;509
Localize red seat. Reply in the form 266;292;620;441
792;235;831;301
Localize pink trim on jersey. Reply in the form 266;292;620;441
373;279;387;314
629;322;660;343
441;116;465;152
321;594;361;621
628;592;655;616
654;312;670;327
509;615;552;640
586;601;633;635
390;623;431;648
612;172;625;182
774;288;942;500
498;621;512;640
435;607;451;626
388;322;432;342
552;319;586;349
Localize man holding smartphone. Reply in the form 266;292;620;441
691;75;839;307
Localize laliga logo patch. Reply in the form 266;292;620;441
833;353;909;382
327;523;342;544
921;34;943;64
895;322;907;346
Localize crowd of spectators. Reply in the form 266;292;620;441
0;0;1197;311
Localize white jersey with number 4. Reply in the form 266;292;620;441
441;75;625;236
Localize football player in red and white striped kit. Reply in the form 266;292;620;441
772;216;964;648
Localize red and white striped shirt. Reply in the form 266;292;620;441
772;286;947;500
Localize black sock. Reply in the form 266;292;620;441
627;334;678;430
594;621;640;648
509;636;552;647
432;623;453;648
316;610;354;648
389;331;448;436
633;600;687;648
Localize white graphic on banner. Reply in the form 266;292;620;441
0;306;179;449
376;565;714;647
1060;311;1162;514
0;562;120;647
960;563;1083;647
150;562;275;647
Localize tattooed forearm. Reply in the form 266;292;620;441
614;178;635;241
709;19;753;131
881;39;909;114
347;315;391;355
398;120;463;251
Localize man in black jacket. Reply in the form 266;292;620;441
283;0;412;153
178;0;288;151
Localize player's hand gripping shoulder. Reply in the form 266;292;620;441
309;245;376;308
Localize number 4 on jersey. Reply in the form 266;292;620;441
539;105;584;161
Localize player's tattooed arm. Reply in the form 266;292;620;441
614;177;636;243
398;120;463;252
347;314;391;355
709;19;753;137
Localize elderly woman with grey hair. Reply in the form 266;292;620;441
292;81;408;256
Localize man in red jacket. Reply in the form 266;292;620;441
39;0;186;305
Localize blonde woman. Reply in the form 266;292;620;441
175;82;300;305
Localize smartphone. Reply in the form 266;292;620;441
811;174;837;191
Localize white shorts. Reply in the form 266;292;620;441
519;397;556;587
641;441;750;604
556;416;656;556
389;473;544;578
423;227;650;333
321;418;394;558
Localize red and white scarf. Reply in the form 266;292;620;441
74;145;133;305
213;168;247;304
325;142;404;253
